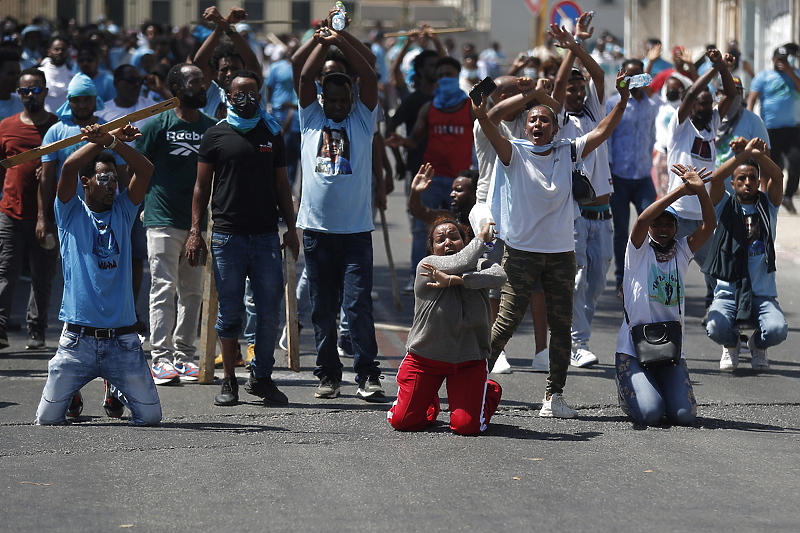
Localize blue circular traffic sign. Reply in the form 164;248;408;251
549;1;583;30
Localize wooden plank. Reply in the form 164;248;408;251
384;27;467;37
284;249;300;372
197;218;217;384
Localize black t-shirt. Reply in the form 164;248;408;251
198;121;287;234
390;89;433;173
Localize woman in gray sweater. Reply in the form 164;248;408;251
388;215;507;435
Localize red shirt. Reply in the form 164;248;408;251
0;112;58;220
423;99;473;179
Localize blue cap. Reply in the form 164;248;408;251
662;206;679;222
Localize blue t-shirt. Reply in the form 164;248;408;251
41;119;124;181
713;192;778;298
0;95;24;123
56;190;139;327
266;60;300;133
750;69;799;129
297;98;377;233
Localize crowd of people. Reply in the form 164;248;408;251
0;7;792;431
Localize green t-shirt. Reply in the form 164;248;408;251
136;109;217;230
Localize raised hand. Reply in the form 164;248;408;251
548;24;577;49
80;123;114;146
647;42;662;62
706;48;723;66
112;123;141;143
615;68;630;99
516;76;536;93
729;136;748;154
535;77;553;94
226;7;247;24
411;163;434;193
575;12;595;42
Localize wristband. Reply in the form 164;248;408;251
104;136;118;150
224;27;235;36
573;36;583;46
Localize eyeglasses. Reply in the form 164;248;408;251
119;77;143;85
231;91;258;103
17;86;44;96
95;172;118;185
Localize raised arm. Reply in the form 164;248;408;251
715;51;738;118
670;167;717;252
408;163;439;225
298;32;329;108
473;95;512;165
677;49;727;123
550;15;604;104
486;77;559;126
581;69;629;157
330;30;377;110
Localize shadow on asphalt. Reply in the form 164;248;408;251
489;423;604;441
694;417;800;433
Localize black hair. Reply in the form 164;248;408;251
736;157;761;175
412;49;438;75
48;34;69;47
622;58;644;70
210;42;242;72
229;69;262;90
323;47;350;75
529;104;558;124
79;151;117;181
436;56;462;72
112;63;138;81
426;214;469;254
0;49;21;68
76;42;100;58
167;63;190;96
456;169;479;194
321;71;352;93
19;66;45;85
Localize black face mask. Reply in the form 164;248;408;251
231;92;258;118
665;89;681;102
648;235;677;261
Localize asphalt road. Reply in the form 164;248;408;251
2;189;800;532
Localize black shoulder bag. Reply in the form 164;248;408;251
570;140;596;205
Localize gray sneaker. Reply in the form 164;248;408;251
315;376;341;399
356;375;385;401
748;336;770;372
538;393;578;418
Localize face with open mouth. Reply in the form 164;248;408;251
731;164;760;204
431;222;465;256
648;212;678;246
525;106;557;146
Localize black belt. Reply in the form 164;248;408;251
580;209;612;220
66;323;139;339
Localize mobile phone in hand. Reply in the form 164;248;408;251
469;76;497;106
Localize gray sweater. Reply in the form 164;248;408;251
406;238;507;363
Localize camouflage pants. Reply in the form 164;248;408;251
491;247;576;396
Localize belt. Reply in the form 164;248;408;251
65;323;140;339
580;209;612;220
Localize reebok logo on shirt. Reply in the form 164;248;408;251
166;131;204;156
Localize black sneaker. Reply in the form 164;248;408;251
26;331;45;350
245;373;289;405
66;392;83;417
0;333;8;350
103;380;125;418
356;375;385;401
315;376;341;399
214;376;239;406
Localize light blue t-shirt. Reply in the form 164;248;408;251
56;190;139;328
266;60;300;132
715;105;770;168
713;192;778;298
0;95;24;123
750;69;799;129
297;97;377;233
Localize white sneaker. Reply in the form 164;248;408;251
279;326;288;351
719;344;740;371
748;336;770;372
570;345;599;367
539;393;578;418
531;348;549;372
491;351;512;374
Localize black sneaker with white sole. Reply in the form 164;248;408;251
356;375;385;401
315;376;341;399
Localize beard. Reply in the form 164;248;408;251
182;90;207;109
23;99;42;114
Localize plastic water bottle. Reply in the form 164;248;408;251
331;2;346;31
620;73;652;89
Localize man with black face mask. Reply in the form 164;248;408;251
666;48;736;311
186;70;299;408
0;67;58;351
135;64;216;388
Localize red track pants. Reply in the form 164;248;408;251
388;353;502;435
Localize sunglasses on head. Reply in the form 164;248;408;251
17;86;44;95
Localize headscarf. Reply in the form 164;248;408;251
55;73;105;120
433;77;467;109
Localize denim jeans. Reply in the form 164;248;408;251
572;216;613;346
36;328;162;425
0;212;58;336
706;295;788;349
211;232;283;378
295;264;312;325
410;175;453;276
303;230;380;381
615;352;696;426
146;226;204;362
244;277;256;346
610;176;656;285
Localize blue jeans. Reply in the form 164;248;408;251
244;277;256;346
706;295;788;349
572;216;613;346
610;176;655;286
615;352;696;426
411;175;453;276
36;329;162;425
211;232;283;378
303;230;380;381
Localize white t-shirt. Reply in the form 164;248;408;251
474;113;525;203
40;58;74;113
666;110;720;219
96;96;158;128
616;237;692;358
491;136;586;253
558;79;613;197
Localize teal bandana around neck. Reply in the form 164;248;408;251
225;105;282;135
433;77;467;109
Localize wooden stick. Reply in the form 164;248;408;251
384;28;467;38
284;249;301;372
197;216;217;384
1;97;179;169
379;208;402;311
